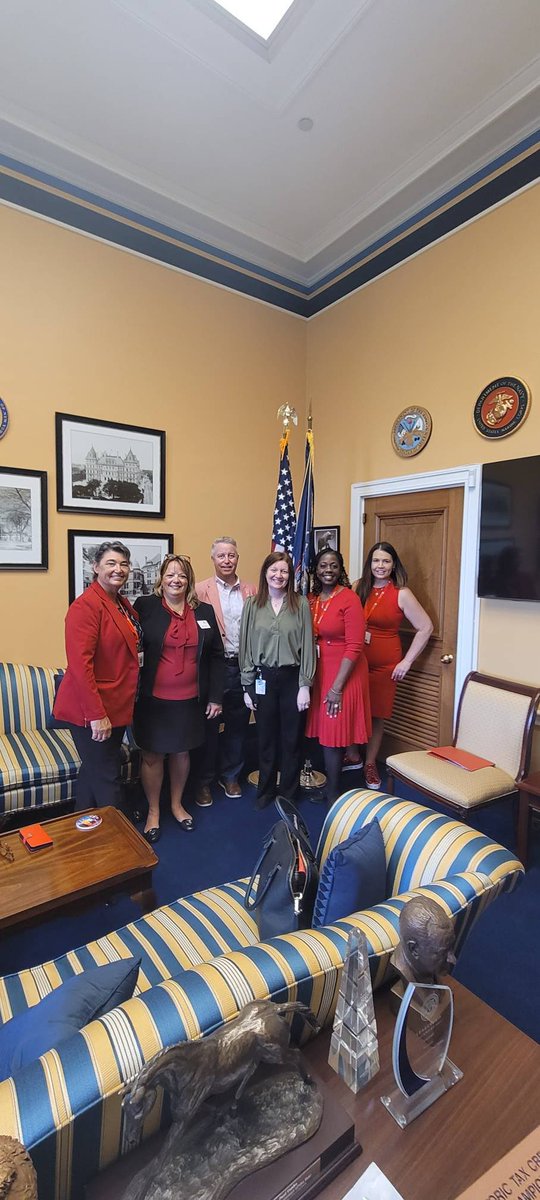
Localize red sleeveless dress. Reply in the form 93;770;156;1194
306;588;371;747
364;582;403;719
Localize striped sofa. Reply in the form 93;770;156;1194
0;789;523;1200
0;663;138;815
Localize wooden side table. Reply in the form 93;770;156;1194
516;771;540;867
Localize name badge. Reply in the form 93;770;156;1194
255;678;267;695
197;620;211;629
138;651;145;667
364;630;371;645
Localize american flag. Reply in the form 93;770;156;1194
272;434;296;555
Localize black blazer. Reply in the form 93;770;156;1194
134;594;224;707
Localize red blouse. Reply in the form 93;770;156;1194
152;602;198;700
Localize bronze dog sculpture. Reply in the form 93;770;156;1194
123;999;320;1149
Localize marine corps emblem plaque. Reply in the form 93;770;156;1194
473;377;530;439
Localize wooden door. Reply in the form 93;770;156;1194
363;487;464;755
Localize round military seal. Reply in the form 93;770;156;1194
391;406;432;457
473;377;530;439
0;398;8;440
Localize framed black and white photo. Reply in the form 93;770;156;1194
68;529;174;602
0;467;48;570
56;413;166;518
313;525;340;555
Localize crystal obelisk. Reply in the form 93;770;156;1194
328;927;379;1092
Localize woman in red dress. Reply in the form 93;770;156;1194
306;550;371;802
354;542;433;789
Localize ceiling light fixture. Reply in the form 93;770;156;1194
297;117;314;132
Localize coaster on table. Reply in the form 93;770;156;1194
75;814;102;830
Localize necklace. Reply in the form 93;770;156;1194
312;586;342;637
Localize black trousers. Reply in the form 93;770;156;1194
196;658;251;786
255;665;305;804
70;724;126;810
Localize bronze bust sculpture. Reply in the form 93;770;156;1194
391;896;457;986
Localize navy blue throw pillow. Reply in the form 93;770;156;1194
0;957;140;1080
313;819;386;927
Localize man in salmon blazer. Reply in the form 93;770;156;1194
194;537;255;806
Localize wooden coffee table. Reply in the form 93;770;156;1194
303;978;540;1200
0;807;158;930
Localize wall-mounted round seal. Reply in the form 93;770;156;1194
391;406;432;457
0;398;8;440
473;377;530;439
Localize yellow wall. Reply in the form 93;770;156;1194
0;204;306;664
307;185;540;708
2;184;540;748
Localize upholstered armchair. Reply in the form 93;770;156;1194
386;671;540;819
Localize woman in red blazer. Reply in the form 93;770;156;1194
54;540;141;810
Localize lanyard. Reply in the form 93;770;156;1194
365;584;390;624
312;586;342;637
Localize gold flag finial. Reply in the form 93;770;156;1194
277;404;298;433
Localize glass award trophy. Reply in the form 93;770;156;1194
381;982;462;1126
328;928;379;1092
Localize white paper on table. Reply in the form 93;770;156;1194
342;1160;405;1200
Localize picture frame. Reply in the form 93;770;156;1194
56;413;166;518
0;466;48;570
68;529;174;603
313;525;341;555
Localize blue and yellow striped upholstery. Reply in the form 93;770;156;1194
0;663;58;734
0;663;137;813
0;789;523;1200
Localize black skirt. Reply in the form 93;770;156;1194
133;695;205;754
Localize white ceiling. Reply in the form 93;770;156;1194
1;0;539;285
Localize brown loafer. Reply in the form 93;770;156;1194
219;778;242;799
196;786;213;808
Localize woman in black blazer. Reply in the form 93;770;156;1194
134;554;224;841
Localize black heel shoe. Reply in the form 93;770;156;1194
144;827;160;844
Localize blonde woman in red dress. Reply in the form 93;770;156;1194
354;542;433;789
306;549;371;803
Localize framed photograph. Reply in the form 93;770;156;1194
0;467;48;570
56;413;166;518
68;529;174;603
313;525;340;555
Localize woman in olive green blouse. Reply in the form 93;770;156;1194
239;550;316;809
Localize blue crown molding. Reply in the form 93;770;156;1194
1;133;539;318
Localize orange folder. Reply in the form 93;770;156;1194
19;823;54;850
428;746;494;771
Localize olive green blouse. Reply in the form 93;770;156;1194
239;595;316;688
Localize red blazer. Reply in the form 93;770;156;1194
54;581;140;727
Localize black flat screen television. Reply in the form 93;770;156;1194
478;456;540;601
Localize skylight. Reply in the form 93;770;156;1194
213;0;295;40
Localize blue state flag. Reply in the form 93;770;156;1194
292;430;315;593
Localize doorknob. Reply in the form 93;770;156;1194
440;653;454;664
